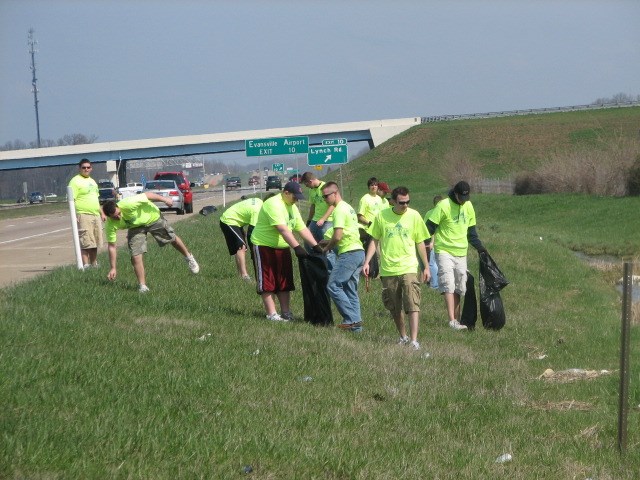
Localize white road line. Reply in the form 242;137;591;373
0;227;71;245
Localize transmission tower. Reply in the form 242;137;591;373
28;28;41;148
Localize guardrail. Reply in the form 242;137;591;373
421;101;640;123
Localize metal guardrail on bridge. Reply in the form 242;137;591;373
421;101;640;123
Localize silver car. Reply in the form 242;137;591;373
143;180;185;215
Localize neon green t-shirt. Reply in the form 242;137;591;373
358;193;384;232
427;198;476;257
330;200;363;255
369;207;431;277
220;197;263;227
68;174;100;216
250;194;305;249
104;193;161;243
308;181;333;222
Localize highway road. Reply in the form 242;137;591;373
0;188;250;289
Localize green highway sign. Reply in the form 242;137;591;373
307;144;348;166
245;136;309;157
272;163;284;172
322;138;347;146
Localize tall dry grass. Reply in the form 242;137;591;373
515;137;640;196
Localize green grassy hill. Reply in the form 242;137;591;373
1;107;639;479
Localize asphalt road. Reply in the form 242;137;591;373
0;188;249;289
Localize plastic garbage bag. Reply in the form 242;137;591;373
460;271;477;329
479;252;508;330
298;254;333;326
199;205;217;216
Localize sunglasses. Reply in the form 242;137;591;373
397;200;410;205
81;166;92;169
322;191;337;199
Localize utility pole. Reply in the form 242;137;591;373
28;28;41;148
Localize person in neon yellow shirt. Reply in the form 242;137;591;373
426;181;487;331
68;158;103;268
319;182;364;332
103;192;199;293
363;186;430;350
219;196;263;281
250;182;322;322
422;194;443;290
357;177;384;277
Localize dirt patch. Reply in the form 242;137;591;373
539;368;614;383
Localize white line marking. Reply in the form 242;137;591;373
0;227;71;245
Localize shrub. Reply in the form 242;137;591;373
626;153;640;196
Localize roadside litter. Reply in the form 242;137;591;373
539;368;613;383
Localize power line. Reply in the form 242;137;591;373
28;28;41;148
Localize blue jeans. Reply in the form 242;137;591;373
327;249;365;325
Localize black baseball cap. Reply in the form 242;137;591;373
453;181;470;201
283;181;305;200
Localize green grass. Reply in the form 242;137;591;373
2;107;640;478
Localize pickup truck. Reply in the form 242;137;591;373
118;182;144;199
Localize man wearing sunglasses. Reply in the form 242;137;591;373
319;182;365;332
426;181;488;331
363;186;431;350
68;158;103;268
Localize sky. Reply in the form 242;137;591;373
1;0;639;148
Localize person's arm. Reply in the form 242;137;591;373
144;191;173;208
362;238;378;277
357;213;371;228
316;204;335;227
306;204;316;225
107;243;118;280
467;225;486;253
322;227;343;253
416;241;430;284
426;219;438;236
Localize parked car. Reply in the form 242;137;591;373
118;182;144;199
248;176;260;187
98;181;117;204
225;176;241;190
29;191;44;204
153;171;193;213
266;175;282;191
143;180;185;215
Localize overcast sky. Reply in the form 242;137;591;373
1;0;639;147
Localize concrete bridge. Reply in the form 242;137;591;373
0;117;420;184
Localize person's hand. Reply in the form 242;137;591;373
316;219;325;227
362;263;370;277
422;267;431;284
164;197;174;207
477;246;488;255
107;268;117;281
312;244;324;255
293;245;308;258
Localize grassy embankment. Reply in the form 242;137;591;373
1;108;639;478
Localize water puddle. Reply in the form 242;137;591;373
574;252;639;303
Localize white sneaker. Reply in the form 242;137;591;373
139;284;150;293
281;311;294;321
185;254;200;274
241;275;252;283
397;335;410;345
449;320;468;331
410;340;421;350
266;313;288;322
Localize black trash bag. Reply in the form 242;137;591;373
480;292;506;330
359;230;379;278
199;205;218;216
460;271;477;330
298;254;333;326
478;251;508;330
479;251;509;297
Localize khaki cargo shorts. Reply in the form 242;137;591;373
381;273;422;315
127;216;176;256
77;213;103;249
